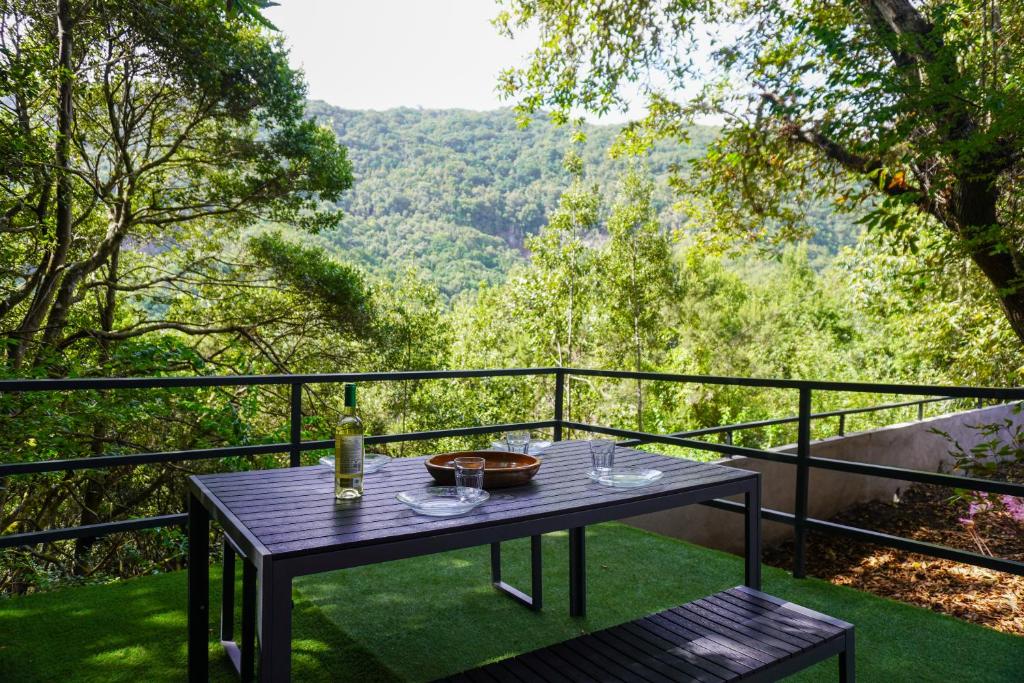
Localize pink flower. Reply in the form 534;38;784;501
1001;496;1024;524
967;501;991;517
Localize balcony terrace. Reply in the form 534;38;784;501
1;368;1022;681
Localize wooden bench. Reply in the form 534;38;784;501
439;586;855;682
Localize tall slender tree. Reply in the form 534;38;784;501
600;167;675;429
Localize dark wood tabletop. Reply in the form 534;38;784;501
187;440;762;682
190;440;756;561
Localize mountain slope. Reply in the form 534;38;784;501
306;103;859;297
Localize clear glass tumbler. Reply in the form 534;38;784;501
505;430;531;454
589;439;616;475
453;456;486;500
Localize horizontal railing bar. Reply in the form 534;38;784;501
0;442;293;476
363;421;555;447
563;421;797;464
812;396;956;419
0;367;561;393
0;514;187;549
804;517;1024;576
806;456;1024;496
703;499;1024;576
0;421;557;476
610;421;1024;497
0;421;558;546
565;368;1024;400
2;366;1022;400
700;498;796;525
677;396;960;439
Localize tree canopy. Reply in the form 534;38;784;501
496;0;1024;341
0;0;352;371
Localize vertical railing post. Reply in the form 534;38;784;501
976;397;983;410
793;386;812;578
838;413;845;436
553;368;565;442
918;401;924;421
289;382;302;468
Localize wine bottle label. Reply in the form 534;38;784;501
337;436;364;474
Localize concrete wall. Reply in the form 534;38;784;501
623;403;1020;554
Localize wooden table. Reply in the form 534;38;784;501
186;440;762;682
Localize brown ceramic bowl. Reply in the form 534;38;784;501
425;450;541;489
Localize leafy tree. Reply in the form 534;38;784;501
496;0;1024;342
0;0;352;371
598;167;675;429
0;0;353;582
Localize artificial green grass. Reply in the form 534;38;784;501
1;523;1021;681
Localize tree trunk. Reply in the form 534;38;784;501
9;0;75;368
73;245;119;574
948;177;1024;345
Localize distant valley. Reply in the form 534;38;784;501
303;102;861;298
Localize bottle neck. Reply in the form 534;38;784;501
342;403;356;417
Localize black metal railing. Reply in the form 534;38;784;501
1;368;1023;580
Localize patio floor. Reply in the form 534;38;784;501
1;523;1021;682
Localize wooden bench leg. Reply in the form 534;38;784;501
489;536;543;611
840;628;855;683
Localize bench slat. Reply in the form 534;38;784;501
539;643;624;683
437;588;854;683
592;624;724;683
564;634;653;683
676;601;801;656
692;596;811;651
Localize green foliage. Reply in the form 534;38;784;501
497;0;1024;341
306;104;858;297
248;231;372;334
596;167;676;428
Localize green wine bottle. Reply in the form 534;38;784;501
335;383;364;499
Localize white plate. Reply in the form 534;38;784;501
586;468;664;488
490;440;552;456
396;487;490;517
319;452;392;474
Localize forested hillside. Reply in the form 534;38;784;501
2;0;1020;596
305;103;861;296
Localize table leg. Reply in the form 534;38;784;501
258;560;292;682
221;538;235;644
744;477;762;590
187;493;210;683
489;537;544;611
569;526;586;617
241;558;256;682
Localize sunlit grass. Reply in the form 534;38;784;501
1;523;1021;681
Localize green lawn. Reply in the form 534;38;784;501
1;523;1021;682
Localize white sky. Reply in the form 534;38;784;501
263;0;641;122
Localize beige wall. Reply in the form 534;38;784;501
624;403;1020;554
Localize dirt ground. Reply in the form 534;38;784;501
763;462;1024;635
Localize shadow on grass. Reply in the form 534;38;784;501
0;565;397;683
2;523;1021;682
297;523;1024;683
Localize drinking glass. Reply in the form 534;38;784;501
505;430;531;454
454;456;485;500
589;439;616;474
